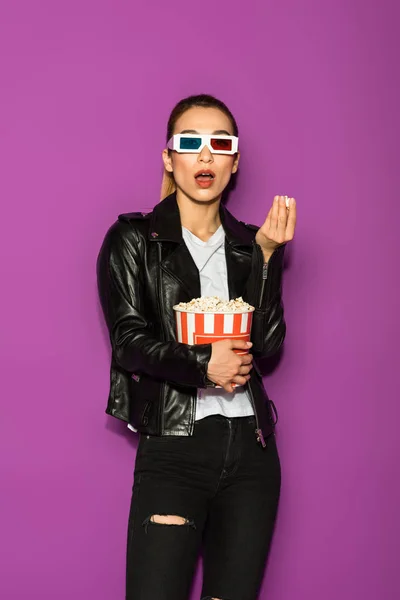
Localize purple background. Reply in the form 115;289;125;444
1;1;399;598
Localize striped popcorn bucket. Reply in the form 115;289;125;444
173;305;255;387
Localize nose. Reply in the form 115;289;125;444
198;144;213;163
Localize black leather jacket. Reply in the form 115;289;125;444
97;193;286;446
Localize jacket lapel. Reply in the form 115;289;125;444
225;242;253;299
220;203;255;299
149;194;200;301
149;193;256;302
160;243;201;301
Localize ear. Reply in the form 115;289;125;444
231;151;240;174
162;148;174;173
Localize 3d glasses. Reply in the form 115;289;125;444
167;133;239;155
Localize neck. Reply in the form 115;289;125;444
176;189;222;241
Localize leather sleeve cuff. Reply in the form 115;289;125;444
204;376;217;388
255;244;285;310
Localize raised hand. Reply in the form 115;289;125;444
255;195;297;262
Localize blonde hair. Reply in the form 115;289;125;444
160;169;176;201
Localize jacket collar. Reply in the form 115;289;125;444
148;192;255;248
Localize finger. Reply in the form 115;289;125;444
262;203;274;230
285;198;297;239
223;382;235;393
230;339;253;350
276;196;288;241
240;353;253;365
236;362;252;375
238;364;252;375
269;196;280;233
232;374;251;386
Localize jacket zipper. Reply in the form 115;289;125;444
222;418;233;471
231;245;266;446
246;380;266;447
259;253;269;306
156;243;166;434
250;246;267;446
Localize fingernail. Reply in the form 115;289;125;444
246;342;253;347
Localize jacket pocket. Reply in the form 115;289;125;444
141;401;152;427
249;370;278;428
268;399;278;426
129;372;162;434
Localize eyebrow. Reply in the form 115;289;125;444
179;129;233;136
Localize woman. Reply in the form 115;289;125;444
97;94;296;600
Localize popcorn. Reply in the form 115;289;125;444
173;296;254;313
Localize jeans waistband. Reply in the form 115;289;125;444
197;414;256;425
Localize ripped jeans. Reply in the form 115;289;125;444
126;415;281;600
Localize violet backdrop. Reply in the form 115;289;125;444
1;1;399;599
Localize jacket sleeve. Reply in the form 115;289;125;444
243;241;286;358
96;220;212;387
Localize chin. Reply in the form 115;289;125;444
179;185;225;205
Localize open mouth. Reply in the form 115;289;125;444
194;170;216;181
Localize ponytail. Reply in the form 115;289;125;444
160;169;176;201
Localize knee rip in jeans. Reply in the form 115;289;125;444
142;514;196;533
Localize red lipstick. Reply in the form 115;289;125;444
194;169;216;188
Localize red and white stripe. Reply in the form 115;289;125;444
175;311;253;344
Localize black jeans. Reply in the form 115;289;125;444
126;415;281;600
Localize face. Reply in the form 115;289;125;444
162;106;240;204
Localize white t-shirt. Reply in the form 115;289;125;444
182;225;254;421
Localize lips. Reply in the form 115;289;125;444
194;169;216;180
194;169;216;189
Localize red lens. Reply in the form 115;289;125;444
210;137;233;151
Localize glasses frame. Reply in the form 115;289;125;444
167;133;239;155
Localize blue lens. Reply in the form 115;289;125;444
179;137;202;150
